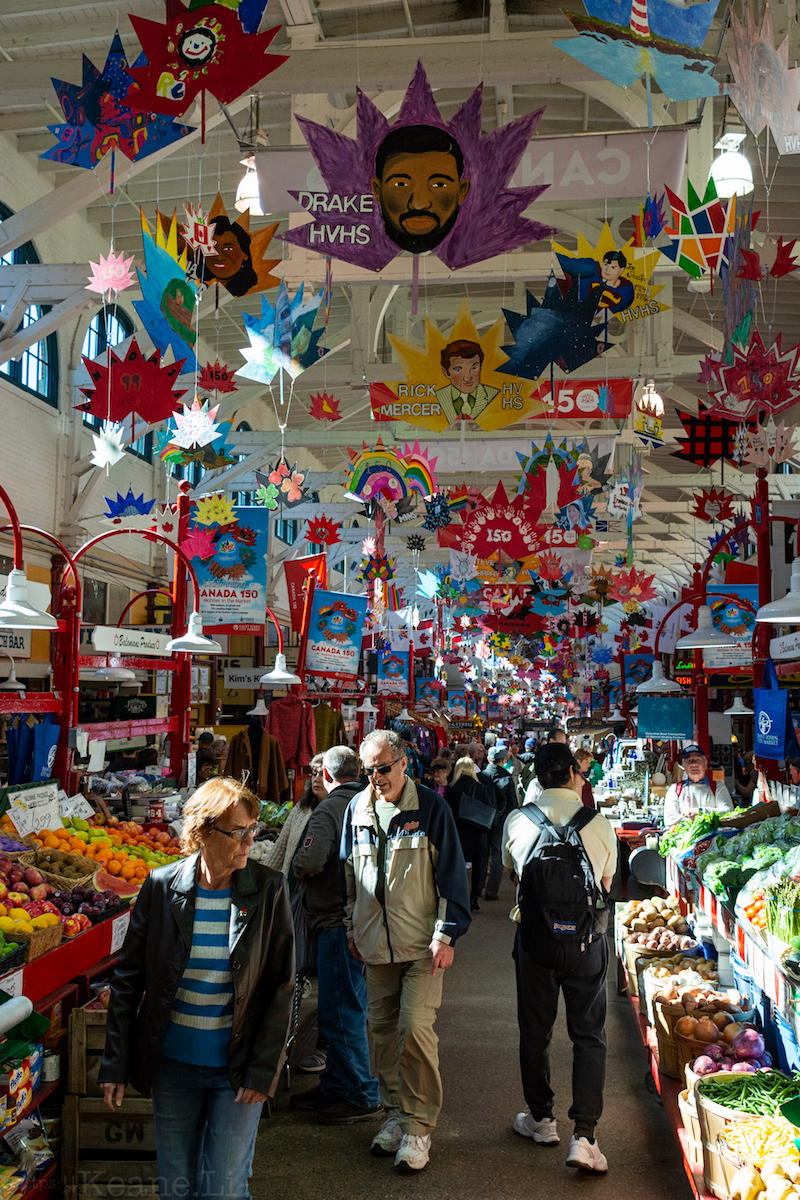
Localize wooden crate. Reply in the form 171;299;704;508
68;1005;142;1099
62;1095;158;1200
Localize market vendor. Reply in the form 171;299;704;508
99;778;295;1200
662;743;734;828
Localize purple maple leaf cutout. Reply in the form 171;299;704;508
281;61;556;272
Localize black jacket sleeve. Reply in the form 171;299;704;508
243;874;295;1096
98;873;154;1085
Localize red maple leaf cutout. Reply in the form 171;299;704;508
690;487;735;523
309;391;342;421
736;248;765;281
770;237;800;279
609;567;658;604
127;3;288;120
77;338;187;424
180;525;217;560
711;330;800;419
537;551;562;582
198;360;238;394
305;514;341;546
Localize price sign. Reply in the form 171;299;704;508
0;969;23;997
69;796;95;820
110;911;131;955
7;783;60;837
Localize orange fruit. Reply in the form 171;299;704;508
120;863;136;881
106;860;121;876
54;828;70;840
44;836;59;849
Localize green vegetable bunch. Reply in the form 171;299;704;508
659;812;721;857
698;1070;800;1116
764;877;800;943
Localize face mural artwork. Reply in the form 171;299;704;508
281;61;555;272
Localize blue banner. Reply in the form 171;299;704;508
636;695;694;740
448;689;467;718
304;588;369;680
377;649;410;696
191;505;270;634
417;679;443;705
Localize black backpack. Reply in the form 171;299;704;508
517;803;602;971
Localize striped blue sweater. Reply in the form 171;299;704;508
161;885;234;1067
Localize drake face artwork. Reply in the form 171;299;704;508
370;125;470;254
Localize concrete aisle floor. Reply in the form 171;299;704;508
253;882;693;1199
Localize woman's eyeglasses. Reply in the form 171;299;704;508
310;768;324;777
213;824;257;842
365;758;402;777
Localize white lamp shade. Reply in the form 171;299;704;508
724;694;754;716
709;150;754;198
235;163;264;216
0;655;25;692
247;696;269;717
94;666;137;682
608;708;624;722
0;569;58;631
259;653;302;686
756;559;800;624
635;661;683;694
166;611;224;654
675;605;737;650
398;706;412;720
357;696;378;714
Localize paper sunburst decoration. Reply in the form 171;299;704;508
180;203;217;257
172;398;221;448
103;488;157;525
86;248;136;297
90;421;126;468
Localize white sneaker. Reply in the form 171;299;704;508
566;1135;608;1173
370;1115;402;1157
393;1133;431;1172
513;1109;559;1144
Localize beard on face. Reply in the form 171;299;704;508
382;204;461;253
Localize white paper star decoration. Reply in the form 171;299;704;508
90;421;126;468
86;248;136;297
171;397;220;448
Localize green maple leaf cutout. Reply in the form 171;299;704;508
577;533;594;550
256;484;280;510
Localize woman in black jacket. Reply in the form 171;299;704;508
99;778;295;1200
445;757;497;913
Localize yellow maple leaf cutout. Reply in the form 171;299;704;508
554;222;668;325
194;493;236;528
377;299;550;434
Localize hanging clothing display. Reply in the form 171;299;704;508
226;722;289;801
311;701;348;752
264;694;316;769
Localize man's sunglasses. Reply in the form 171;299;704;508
365;758;403;778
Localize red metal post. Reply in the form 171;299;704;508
752;467;772;689
169;484;193;783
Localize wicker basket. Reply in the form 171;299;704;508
5;921;63;962
623;941;666;997
18;850;95;892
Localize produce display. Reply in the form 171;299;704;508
617;896;695;952
722;1116;800;1168
697;816;800;897
729;1160;800;1200
647;958;720;989
29;819;182;899
686;1025;768;1076
764;879;800;944
654;983;744;1014
696;1070;800;1114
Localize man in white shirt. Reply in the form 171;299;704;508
663;743;734;828
503;742;617;1175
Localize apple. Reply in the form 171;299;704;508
23;868;44;887
63;917;81;938
0;857;13;873
8;868;23;884
0;883;9;902
7;891;27;905
11;882;28;895
28;885;48;902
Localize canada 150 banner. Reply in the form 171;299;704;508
303;589;369;680
192;506;270;634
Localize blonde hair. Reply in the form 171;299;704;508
181;777;260;854
452;756;478;785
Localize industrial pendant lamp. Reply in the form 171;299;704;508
260;654;302;687
724;694;754;716
0;654;25;692
708;131;753;199
0;569;58;631
756;559;800;624
635;662;683;694
675;606;737;650
165;612;224;655
94;665;138;683
398;706;412;721
357;696;378;714
235;158;265;216
247;695;269;717
608;708;624;722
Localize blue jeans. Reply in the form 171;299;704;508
150;1056;263;1199
317;925;380;1107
